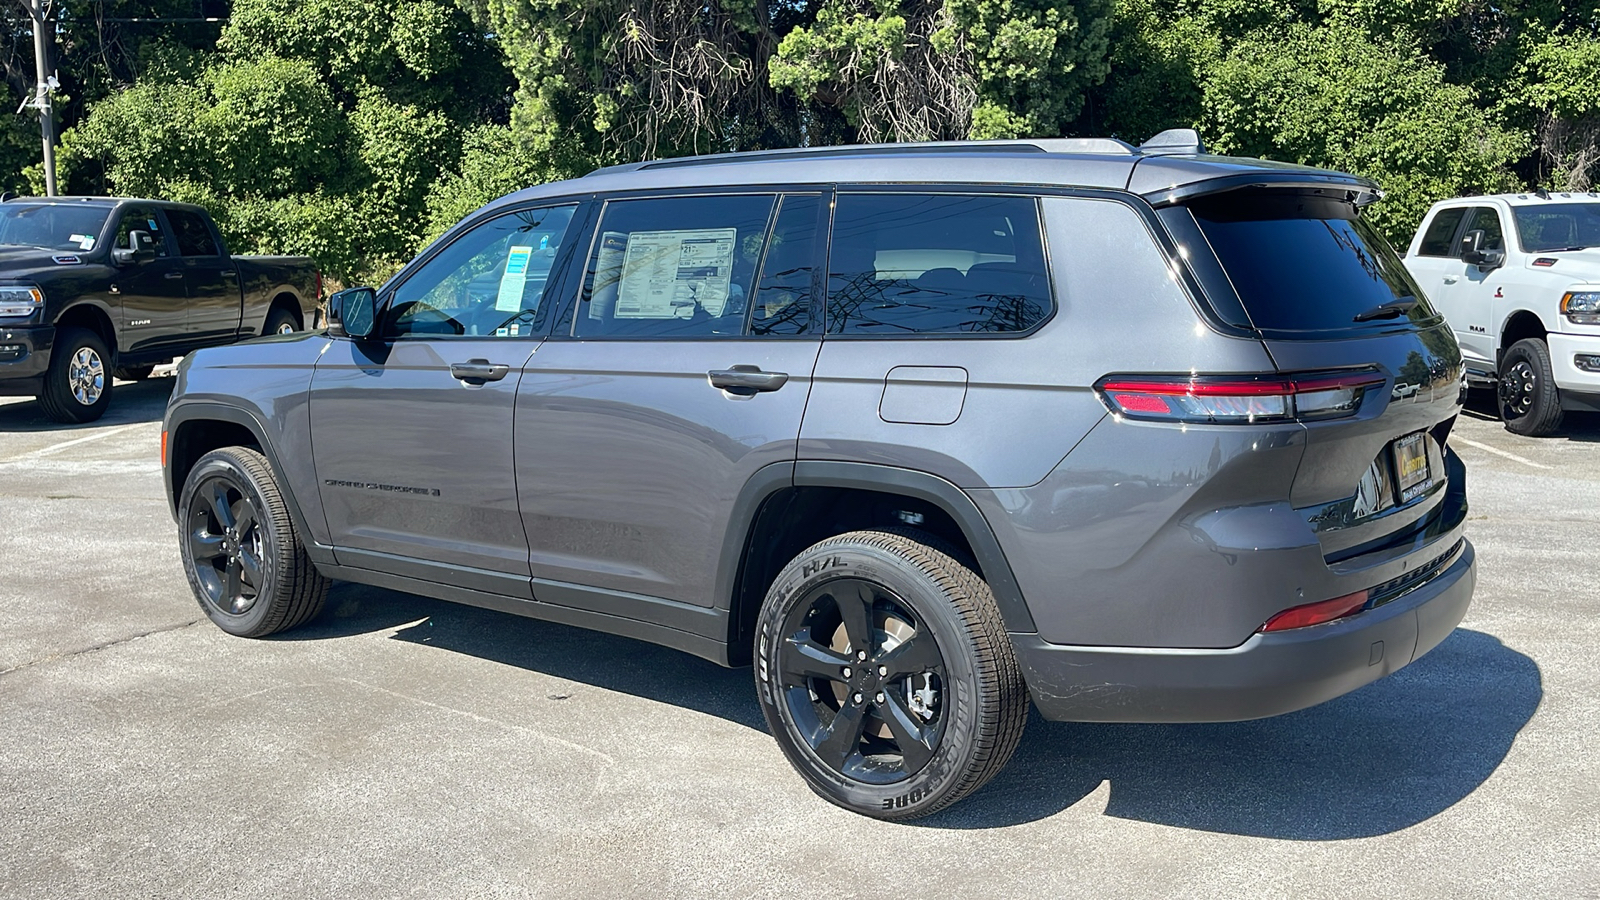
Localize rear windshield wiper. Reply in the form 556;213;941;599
1352;298;1418;322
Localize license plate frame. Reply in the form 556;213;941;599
1392;431;1434;503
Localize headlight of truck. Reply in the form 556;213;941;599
0;285;43;318
1562;290;1600;325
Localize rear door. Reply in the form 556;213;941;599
514;191;824;609
165;207;240;345
1174;189;1465;564
308;203;580;592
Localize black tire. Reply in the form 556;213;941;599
38;326;112;424
263;306;299;336
178;446;330;637
1497;338;1564;436
114;364;156;382
754;528;1028;820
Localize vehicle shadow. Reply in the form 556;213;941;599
0;374;174;431
293;585;1538;839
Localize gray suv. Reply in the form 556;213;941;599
162;132;1476;820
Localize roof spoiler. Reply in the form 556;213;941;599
1138;128;1206;156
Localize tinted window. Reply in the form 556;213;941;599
1512;202;1600;252
827;194;1051;334
386;204;576;338
1190;191;1437;334
0;203;110;252
752;194;819;336
1461;207;1504;255
1417;208;1466;257
115;207;171;257
576;194;775;338
167;209;220;256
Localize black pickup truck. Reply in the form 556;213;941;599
0;197;321;423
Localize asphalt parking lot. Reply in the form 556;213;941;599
1;379;1596;900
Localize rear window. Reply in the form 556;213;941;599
1188;191;1437;334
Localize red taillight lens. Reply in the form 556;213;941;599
315;270;324;300
160;429;167;468
1259;590;1369;633
1096;370;1385;424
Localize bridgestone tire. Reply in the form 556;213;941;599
39;327;112;424
1498;338;1564;437
754;528;1028;820
178;446;329;637
114;365;155;381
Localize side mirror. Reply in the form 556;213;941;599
112;230;157;266
1477;248;1506;269
326;287;377;340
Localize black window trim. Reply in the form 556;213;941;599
374;198;592;343
549;187;829;342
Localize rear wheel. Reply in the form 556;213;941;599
1497;338;1563;436
178;446;329;637
754;528;1027;820
39;327;112;424
263;306;299;336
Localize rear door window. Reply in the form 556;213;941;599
1417;208;1466;257
826;193;1052;335
167;209;221;257
1187;190;1438;335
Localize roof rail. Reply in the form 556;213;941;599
584;137;1142;177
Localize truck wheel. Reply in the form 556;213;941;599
178;446;330;637
38;327;112;424
1498;338;1564;436
754;528;1027;820
114;365;155;382
263;307;299;336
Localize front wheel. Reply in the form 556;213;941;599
178;446;330;637
754;529;1028;820
38;327;112;424
1498;338;1563;436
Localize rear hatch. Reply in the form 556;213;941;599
1164;187;1466;571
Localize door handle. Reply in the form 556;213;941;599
708;365;789;395
450;359;511;385
164;271;185;280
1442;276;1458;284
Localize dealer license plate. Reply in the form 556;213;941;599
1392;432;1434;503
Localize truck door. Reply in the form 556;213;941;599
308;203;580;594
1443;206;1508;368
166;207;238;346
110;206;188;358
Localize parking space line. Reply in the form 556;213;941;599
1;423;148;463
1456;437;1552;470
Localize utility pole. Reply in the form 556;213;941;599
24;0;58;196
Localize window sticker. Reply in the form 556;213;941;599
147;218;160;231
615;228;736;319
509;323;520;336
496;245;535;312
70;233;95;250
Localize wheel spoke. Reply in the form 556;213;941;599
209;483;236;530
232;502;256;538
814;697;868;767
835;582;875;655
876;629;941;679
780;633;852;684
237;550;263;588
224;558;243;611
880;692;937;773
190;529;226;562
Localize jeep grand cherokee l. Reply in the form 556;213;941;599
162;131;1476;819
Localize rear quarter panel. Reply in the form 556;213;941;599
232;256;319;338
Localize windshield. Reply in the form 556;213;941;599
1187;190;1438;335
1512;202;1600;252
0;203;112;252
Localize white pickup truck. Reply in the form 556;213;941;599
1404;192;1600;435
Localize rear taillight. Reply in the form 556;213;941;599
1259;590;1369;633
1096;370;1385;424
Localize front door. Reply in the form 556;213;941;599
515;192;825;608
1444;206;1509;367
308;203;580;593
111;206;188;357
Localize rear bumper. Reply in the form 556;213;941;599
1013;538;1475;723
0;324;52;395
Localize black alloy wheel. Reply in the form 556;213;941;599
775;577;947;783
1497;338;1563;436
187;474;268;619
756;529;1027;820
178;446;329;637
